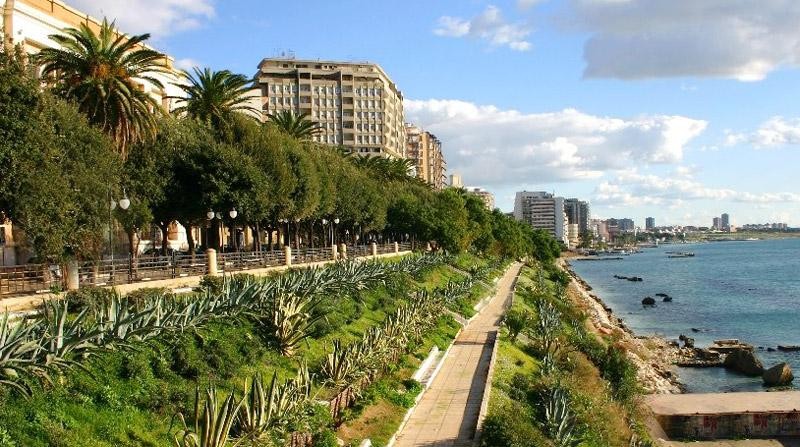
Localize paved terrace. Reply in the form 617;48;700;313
392;262;523;447
648;391;800;443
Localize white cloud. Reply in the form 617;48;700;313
434;5;532;51
404;99;707;187
517;0;544;10
175;58;201;71
69;0;215;38
568;0;800;81
725;117;800;148
594;170;800;207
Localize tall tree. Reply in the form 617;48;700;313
35;19;168;157
267;110;321;139
171;67;258;138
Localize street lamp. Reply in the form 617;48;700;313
108;190;130;283
333;218;340;246
321;219;328;247
228;208;239;251
294;218;300;250
206;210;216;250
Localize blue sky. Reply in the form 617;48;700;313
74;0;800;227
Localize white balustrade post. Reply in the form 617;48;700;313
394;241;399;253
339;243;347;260
206;249;219;276
331;244;338;261
371;242;378;257
284;246;292;266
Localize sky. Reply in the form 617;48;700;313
70;0;800;227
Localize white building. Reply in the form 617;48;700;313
513;191;568;245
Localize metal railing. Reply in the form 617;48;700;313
1;242;415;297
217;250;285;272
0;264;62;296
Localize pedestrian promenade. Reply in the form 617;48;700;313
393;262;523;446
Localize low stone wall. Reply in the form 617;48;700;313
658;411;800;439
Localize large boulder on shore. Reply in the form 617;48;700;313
723;348;764;376
763;362;794;387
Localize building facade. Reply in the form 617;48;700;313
645;217;656;230
465;187;495;211
449;173;463;188
405;123;446;189
255;57;405;158
1;0;185;108
721;213;730;230
513;191;568;245
564;198;590;233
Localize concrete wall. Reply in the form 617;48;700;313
659;412;800;440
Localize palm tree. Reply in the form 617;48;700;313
171;67;258;134
350;155;416;183
36;19;168;158
267;110;321;139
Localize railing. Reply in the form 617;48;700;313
293;247;332;264
0;264;62;296
1;243;414;297
218;250;284;272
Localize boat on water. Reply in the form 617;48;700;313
668;252;695;258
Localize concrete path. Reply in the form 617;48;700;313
393;262;523;447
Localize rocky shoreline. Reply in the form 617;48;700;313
558;259;685;394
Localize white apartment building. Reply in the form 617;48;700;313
513;191;569;245
255;58;405;158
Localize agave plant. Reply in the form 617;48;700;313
38;300;100;372
0;313;43;395
320;340;359;389
174;387;243;447
541;386;581;447
532;299;563;357
234;364;312;439
269;293;324;357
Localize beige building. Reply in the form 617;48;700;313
2;0;186;109
405;124;446;189
255;58;405;158
567;223;580;249
449;173;463;188
465;187;495;211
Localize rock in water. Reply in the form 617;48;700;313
763;362;794;387
662;296;673;302
723;349;764;376
642;297;656;306
683;337;695;349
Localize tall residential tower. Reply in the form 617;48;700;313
255;58;406;158
513;191;568;245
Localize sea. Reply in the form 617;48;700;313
570;238;800;393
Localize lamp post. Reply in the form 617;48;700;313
279;219;289;247
206;210;215;250
108;190;130;283
229;208;238;252
294;218;301;250
321;219;328;247
333;218;340;246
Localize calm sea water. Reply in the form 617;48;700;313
570;238;800;393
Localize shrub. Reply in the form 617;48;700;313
64;286;114;311
198;275;223;294
0;427;16;447
600;345;639;403
125;287;172;306
481;402;552;447
504;308;531;342
312;429;338;447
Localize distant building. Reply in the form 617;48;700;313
255;57;406;158
465;187;495;211
590;219;609;242
567;224;580;249
712;217;722;230
607;218;635;232
449;174;463;188
513;191;568;245
721;213;730;231
564;199;590;234
405;124;446;190
645;217;656;231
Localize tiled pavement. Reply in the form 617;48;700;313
393;262;523;447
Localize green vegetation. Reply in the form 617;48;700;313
0;253;504;446
483;263;651;447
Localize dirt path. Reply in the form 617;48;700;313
392;262;523;447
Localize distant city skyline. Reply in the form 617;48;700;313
67;0;800;225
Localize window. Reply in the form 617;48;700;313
270;97;276;104
335;87;341;94
326;86;332;95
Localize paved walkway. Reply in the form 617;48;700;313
393;262;523;447
647;391;800;415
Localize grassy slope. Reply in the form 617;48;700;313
335;254;507;446
0;257;476;447
485;264;636;447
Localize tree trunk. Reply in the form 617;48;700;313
159;222;170;256
185;222;195;261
